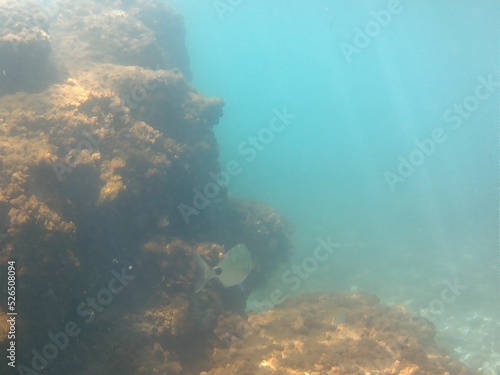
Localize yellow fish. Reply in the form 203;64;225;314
194;244;252;293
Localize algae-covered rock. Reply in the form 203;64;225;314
0;1;291;374
0;0;56;95
206;292;478;375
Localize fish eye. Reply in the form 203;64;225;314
214;267;222;275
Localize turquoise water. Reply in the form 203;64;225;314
3;0;497;373
170;0;498;371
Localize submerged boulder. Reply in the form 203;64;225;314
206;292;478;375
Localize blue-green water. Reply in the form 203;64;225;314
170;0;498;370
4;0;498;373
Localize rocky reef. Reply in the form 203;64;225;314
0;1;480;374
206;292;478;375
0;0;290;373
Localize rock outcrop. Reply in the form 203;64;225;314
0;1;290;373
205;293;478;375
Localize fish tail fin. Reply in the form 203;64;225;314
193;252;214;293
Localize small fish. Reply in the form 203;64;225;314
194;244;252;293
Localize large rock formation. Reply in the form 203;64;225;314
0;1;290;374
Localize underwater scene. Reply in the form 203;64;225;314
0;0;498;374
